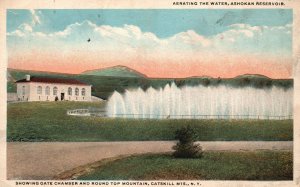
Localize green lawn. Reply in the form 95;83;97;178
7;102;293;142
78;151;293;180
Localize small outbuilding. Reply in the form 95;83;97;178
16;75;92;102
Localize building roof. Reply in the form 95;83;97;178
16;76;90;86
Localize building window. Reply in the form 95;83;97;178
81;88;86;96
68;87;72;95
37;86;42;94
45;86;50;95
75;88;79;96
22;86;26;95
53;87;58;95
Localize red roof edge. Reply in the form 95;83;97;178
15;76;91;86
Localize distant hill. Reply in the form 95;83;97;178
82;65;147;78
186;75;214;79
234;74;271;79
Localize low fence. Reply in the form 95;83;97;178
108;114;293;120
67;109;90;116
67;109;292;120
67;108;106;117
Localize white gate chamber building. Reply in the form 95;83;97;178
16;75;92;101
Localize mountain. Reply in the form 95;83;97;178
82;65;147;78
186;75;214;79
233;74;271;79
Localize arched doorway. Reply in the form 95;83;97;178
61;89;65;101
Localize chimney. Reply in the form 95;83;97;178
25;75;30;81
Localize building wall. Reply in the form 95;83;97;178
16;83;30;101
17;82;92;102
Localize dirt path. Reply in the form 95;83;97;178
7;141;293;180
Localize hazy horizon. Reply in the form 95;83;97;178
8;65;294;80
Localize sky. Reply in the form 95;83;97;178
7;9;293;78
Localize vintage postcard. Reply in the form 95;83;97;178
0;0;300;187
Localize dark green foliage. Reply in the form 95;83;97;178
202;78;211;86
7;81;17;93
175;125;197;143
173;126;203;158
239;77;251;86
175;79;186;88
172;143;203;158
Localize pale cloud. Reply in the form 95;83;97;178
35;32;47;37
220;24;262;39
211;23;291;56
19;23;33;32
7;20;292;59
7;10;43;37
7;30;25;37
7;23;32;37
170;30;212;47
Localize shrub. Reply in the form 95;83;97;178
202;79;211;86
172;125;203;158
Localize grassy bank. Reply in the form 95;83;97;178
7;102;293;142
78;151;293;180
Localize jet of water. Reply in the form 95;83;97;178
106;83;293;119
